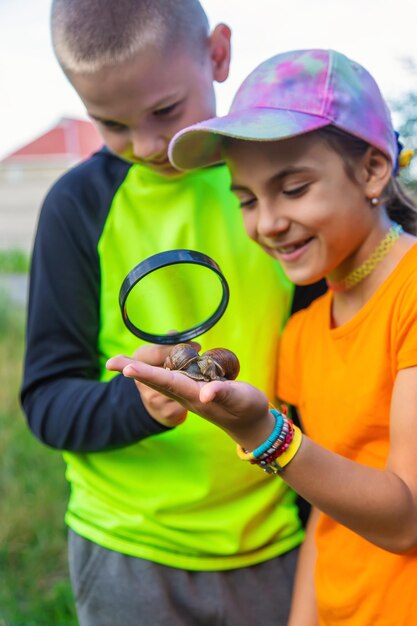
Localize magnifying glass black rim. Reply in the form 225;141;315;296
119;249;230;344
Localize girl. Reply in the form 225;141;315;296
108;49;417;625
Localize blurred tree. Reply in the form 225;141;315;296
389;57;417;193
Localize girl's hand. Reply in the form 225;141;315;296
106;352;275;450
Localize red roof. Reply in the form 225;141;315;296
2;117;103;164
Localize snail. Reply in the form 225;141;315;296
163;344;240;381
197;348;240;381
163;343;204;380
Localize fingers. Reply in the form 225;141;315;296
106;357;182;402
108;357;268;424
136;382;188;426
132;344;172;366
134;375;181;404
199;380;228;404
200;380;269;417
110;342;203;369
106;355;135;372
123;361;202;402
198;380;249;415
133;342;202;365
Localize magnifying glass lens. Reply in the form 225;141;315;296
119;249;230;344
124;263;224;336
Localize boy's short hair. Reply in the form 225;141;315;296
51;0;210;74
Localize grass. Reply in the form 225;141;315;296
0;289;77;626
0;250;30;274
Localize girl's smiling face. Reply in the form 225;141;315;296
226;132;391;286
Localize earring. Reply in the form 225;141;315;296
370;197;380;206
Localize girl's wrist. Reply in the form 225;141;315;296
233;410;276;452
236;407;303;474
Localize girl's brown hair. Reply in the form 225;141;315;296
317;126;417;235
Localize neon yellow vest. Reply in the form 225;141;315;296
64;164;303;569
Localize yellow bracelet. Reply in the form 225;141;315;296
236;444;255;461
259;425;303;474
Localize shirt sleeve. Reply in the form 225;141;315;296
20;159;169;452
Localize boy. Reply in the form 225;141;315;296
21;1;313;624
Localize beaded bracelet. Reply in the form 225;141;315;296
252;410;284;458
256;416;292;460
236;406;303;474
257;425;303;474
252;422;294;465
236;408;286;461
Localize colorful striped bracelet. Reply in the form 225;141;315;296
236;409;285;461
252;423;294;465
252;410;284;458
257;419;291;459
257;425;303;474
236;407;303;473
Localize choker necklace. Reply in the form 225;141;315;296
326;222;403;292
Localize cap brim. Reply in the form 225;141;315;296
169;108;331;171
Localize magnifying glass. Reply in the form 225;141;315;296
119;249;230;344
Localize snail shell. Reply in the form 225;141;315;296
164;344;240;382
177;360;207;381
198;348;240;381
163;343;199;371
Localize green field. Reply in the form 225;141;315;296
0;250;30;274
0;288;77;626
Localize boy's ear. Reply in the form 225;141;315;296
363;147;392;199
208;23;231;83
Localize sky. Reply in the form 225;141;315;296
1;0;416;160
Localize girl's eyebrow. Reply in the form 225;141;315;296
231;166;315;193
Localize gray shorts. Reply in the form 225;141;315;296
68;529;298;626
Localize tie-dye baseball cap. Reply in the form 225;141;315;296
169;49;397;171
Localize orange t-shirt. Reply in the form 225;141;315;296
278;243;417;626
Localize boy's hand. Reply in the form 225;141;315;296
127;344;188;428
107;352;274;450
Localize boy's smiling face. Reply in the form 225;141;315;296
68;28;230;177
